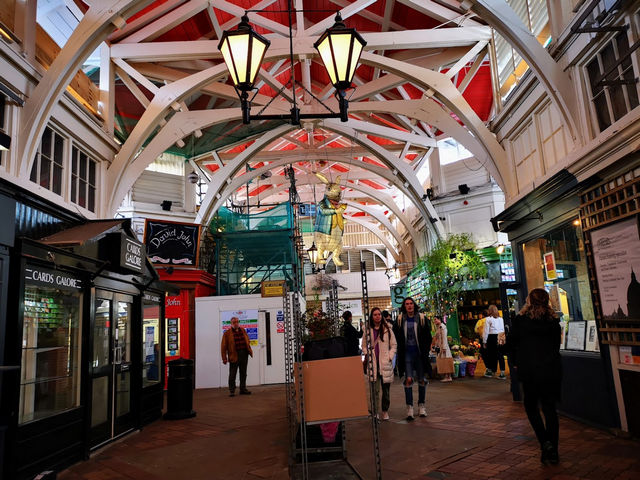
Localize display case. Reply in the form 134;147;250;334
456;289;501;321
20;281;82;424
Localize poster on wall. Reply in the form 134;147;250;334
221;309;259;346
544;252;557;280
566;321;586;350
585;320;599;352
145;326;155;362
590;217;640;322
322;299;363;317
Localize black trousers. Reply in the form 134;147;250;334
486;334;506;372
228;349;249;392
522;381;559;447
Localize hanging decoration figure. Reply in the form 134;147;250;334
314;172;346;266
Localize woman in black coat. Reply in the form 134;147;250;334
509;288;562;465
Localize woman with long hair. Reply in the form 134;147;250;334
433;315;452;382
509;288;562;465
392;297;432;420
482;304;507;379
362;307;397;421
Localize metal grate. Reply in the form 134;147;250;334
580;165;640;345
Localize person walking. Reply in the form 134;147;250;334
433;315;453;382
393;297;432;420
482;305;507;379
362;307;397;421
509;289;562;465
475;309;488;363
341;310;364;356
221;316;253;396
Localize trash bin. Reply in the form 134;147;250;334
163;358;196;420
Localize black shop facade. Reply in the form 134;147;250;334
2;219;177;480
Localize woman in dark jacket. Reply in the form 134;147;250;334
392;297;432;420
509;288;562;465
341;311;363;356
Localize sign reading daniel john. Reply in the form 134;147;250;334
591;217;640;321
144;220;201;266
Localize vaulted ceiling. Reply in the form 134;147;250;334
26;0;565;261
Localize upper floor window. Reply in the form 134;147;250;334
70;146;96;212
586;31;640;133
31;126;64;195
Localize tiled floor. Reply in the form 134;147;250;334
58;376;640;480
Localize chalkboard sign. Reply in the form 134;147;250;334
144;220;201;267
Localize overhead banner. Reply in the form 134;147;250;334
144;219;201;267
322;299;363;317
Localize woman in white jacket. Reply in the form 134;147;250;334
362;307;397;421
483;304;506;379
433;315;453;382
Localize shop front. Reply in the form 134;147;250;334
3;221;175;480
493;171;619;430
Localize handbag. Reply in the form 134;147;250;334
498;332;506;346
436;356;455;374
363;334;381;375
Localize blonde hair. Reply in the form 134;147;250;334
488;305;499;318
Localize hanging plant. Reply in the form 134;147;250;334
415;233;487;316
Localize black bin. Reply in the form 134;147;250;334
163;359;196;420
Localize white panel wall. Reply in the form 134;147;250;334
132;170;184;208
442;157;491;192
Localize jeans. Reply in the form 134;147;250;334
374;374;391;412
228;349;249;392
404;351;426;406
486;334;506;373
522;381;559;447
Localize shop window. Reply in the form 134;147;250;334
30;126;64;196
20;283;82;423
70;146;97;213
521;222;596;351
586;30;640;133
143;301;161;387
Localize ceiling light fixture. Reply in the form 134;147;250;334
219;10;366;125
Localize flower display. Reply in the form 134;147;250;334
302;309;337;343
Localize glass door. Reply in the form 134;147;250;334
90;291;134;448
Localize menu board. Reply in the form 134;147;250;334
166;318;179;355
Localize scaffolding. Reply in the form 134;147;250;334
210;203;303;295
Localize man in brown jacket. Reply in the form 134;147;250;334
221;317;254;396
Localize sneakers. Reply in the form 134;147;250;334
540;441;554;465
229;390;235;397
239;389;251;395
380;411;390;421
418;404;427;417
548;447;559;465
484;369;494;378
498;372;507;380
405;405;414;420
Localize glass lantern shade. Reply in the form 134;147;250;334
307;242;319;265
314;14;366;92
218;16;271;92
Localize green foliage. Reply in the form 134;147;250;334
416;233;487;316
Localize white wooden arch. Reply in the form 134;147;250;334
345;216;401;263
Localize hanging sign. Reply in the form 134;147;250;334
144;220;201;266
391;283;407;308
543;252;557;280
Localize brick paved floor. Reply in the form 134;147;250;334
58;376;640;480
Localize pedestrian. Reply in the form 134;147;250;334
433;315;453;382
482;305;507;379
475;309;488;362
341;310;364;356
362;307;397;421
382;310;397;374
509;289;562;465
393;297;432;420
221;316;253;396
